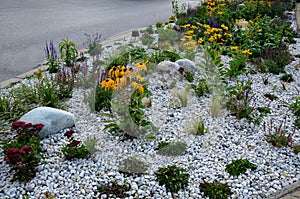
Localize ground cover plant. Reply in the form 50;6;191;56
0;0;300;198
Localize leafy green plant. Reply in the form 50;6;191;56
119;156;148;175
200;180;232;199
280;73;294;82
94;84;113;111
293;145;300;154
225;159;257;177
264;117;295;147
191;79;209;98
157;27;178;47
58;39;78;67
37;77;59;108
131;30;140;37
98;181;130;198
184;71;194;82
155;165;189;194
61;129;90;159
141;32;155;46
223;52;247;78
295;118;300;129
264;93;278;101
155;141;187;156
290;97;300;117
3;121;44;181
226;80;255;120
261;49;290;74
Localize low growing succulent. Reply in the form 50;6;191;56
98;181;130;198
225;159;257;177
200;180;232;199
118;156;148;176
155;165;189;194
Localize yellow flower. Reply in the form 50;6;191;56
185;30;194;35
131;81;144;93
101;78;115;90
198;38;204;44
217;11;223;15
267;2;271;8
257;29;262;32
208;36;215;42
224;33;232;37
230;46;238;51
108;66;120;79
185;35;193;39
196;22;202;26
125;67;136;77
135;74;144;82
115;76;127;88
242;49;252;55
221;24;228;31
190;25;197;29
135;62;147;71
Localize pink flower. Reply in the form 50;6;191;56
25;123;33;129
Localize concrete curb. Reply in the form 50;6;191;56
267;181;300;199
0;28;137;88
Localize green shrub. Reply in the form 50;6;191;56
200;180;232;199
290;97;300;117
225;159;257;177
191;79;209;98
98;181;130;198
155;165;189;193
280;73;294;82
58;39;78;67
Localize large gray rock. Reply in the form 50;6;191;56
175;59;199;73
19;107;75;139
157;61;180;73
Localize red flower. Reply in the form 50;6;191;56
69;140;81;147
21;146;34;153
178;67;184;74
11;121;26;129
5;148;25;164
25;123;33;129
64;129;74;138
34;123;44;130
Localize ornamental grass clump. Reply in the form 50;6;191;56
2;121;44;181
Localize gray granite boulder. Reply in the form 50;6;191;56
157;61;180;73
175;59;199;73
19;107;75;139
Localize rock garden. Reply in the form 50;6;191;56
0;0;300;198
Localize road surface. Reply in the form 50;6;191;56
0;0;190;82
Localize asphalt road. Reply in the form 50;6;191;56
0;0;189;82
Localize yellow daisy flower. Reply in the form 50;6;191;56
135;62;147;71
101;78;115;90
230;46;239;51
